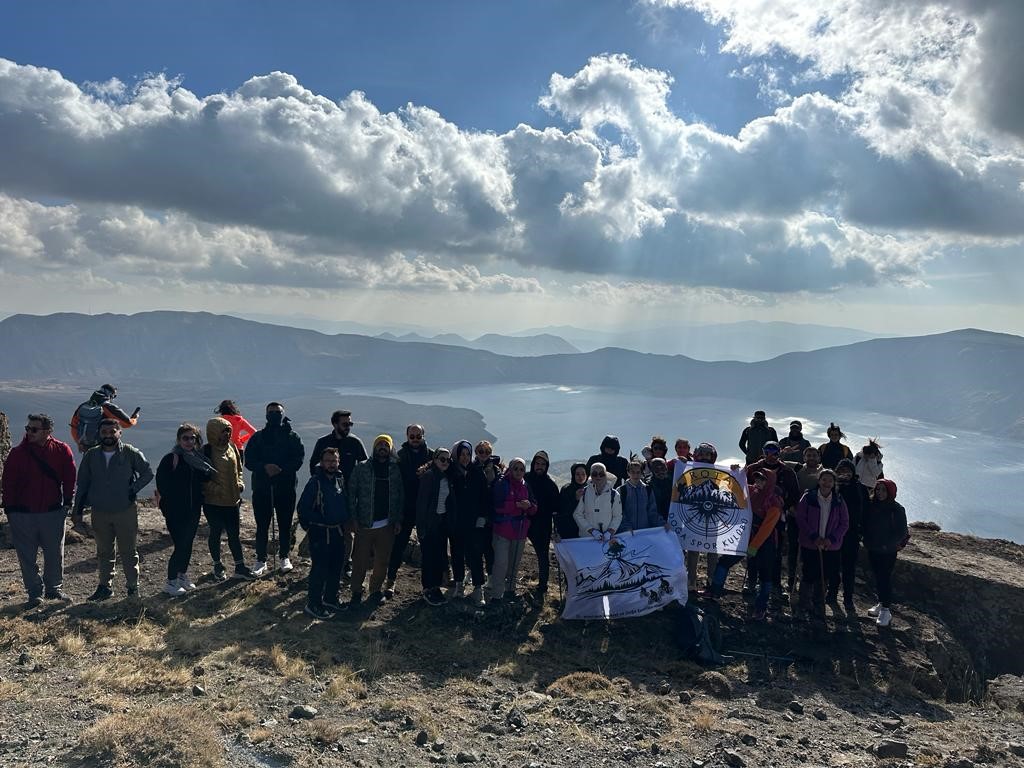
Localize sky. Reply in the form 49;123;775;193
0;0;1022;337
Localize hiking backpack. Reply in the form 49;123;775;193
677;603;725;666
73;401;104;450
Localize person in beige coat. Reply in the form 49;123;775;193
202;417;256;580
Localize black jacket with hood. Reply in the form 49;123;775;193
397;440;435;524
835;458;864;542
556;463;587;539
244;417;305;492
525;451;559;539
863;479;908;554
586;435;628;489
739;418;778;464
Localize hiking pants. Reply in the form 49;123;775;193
8;510;66;599
307;526;344;608
351;525;395;597
93;504;140;590
839;530;860;601
387;513;416;583
163;505;201;581
527;521;552;590
449;523;486;587
490;534;528;599
252;485;296;561
714;539;776;611
204;504;245;566
869;551;898;608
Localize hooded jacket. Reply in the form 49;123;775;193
853;451;884;490
863;479;908;554
202;417;245;507
747;468;784;552
245;417;305;491
525;451;559;539
447;458;491;530
795;487;849;551
739;418;778;464
573;477;622;536
556;463;587;540
1;435;76;514
649;471;673;520
818;440;853;470
297;467;349;529
586;436;628;488
835;458;863;542
779;431;811;463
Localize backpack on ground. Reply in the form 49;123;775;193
677;603;725;666
72;401;104;450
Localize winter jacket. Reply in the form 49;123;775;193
779;433;811;463
617;481;662;533
245;418;304;492
818;440;853;470
739;419;778;464
854;452;884;490
574;481;622;536
863;480;908;554
221;413;256;451
447;462;491;531
795;489;849;551
347;457;404;528
397;441;435;523
794;462;823;494
586;436;628;488
492;476;537;541
649;473;673;520
556;466;587;540
745;457;800;510
415;465;452;541
156;452;209;518
73;442;153;515
297;469;349;529
1;436;76;514
202;418;244;507
309;432;367;482
835;461;864;543
525;462;560;540
748;469;783;553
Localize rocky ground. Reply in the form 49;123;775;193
0;500;1023;768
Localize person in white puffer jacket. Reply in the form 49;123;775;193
854;439;884;494
573;463;621;539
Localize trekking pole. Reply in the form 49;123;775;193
817;546;826;617
270;484;277;575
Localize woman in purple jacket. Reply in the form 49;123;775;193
794;469;849;620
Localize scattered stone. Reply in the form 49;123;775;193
741;733;757;746
260;718;278;728
944;759;976;768
678;691;693;705
788;701;804;714
455;751;479;764
987;676;1024;713
191;684;206;697
432;739;446;753
798;736;810;746
875;739;909;759
428;756;447;764
782;713;795;723
192;665;205;676
881;718;902;730
609;711;627;724
357;737;370;746
17;652;31;666
813;708;827;721
402;715;415;731
722;749;746;768
696;671;733;700
656;681;672;695
506;707;528;730
650;743;662;755
289;704;317;720
520;692;552;713
1008;742;1024;758
691;759;705;768
415;730;430;747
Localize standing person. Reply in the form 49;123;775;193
416;449;453;606
833;459;864;610
450;440;491;604
386;424;435;598
490;458;537;603
745;442;800;596
794;469;849;620
555;463;587;541
854;440;884;497
706;468;782;620
685;442;721;595
779;420;811;463
74;419;154;601
618;459;663;533
155;424;213;596
214;400;256;451
667;438;692;472
863;479;908;628
818;423;853;470
525;451;559;601
648;458;673;520
788;446;823;596
738;410;778;466
201;417;256;581
645;436;669;482
297;447;351;619
1;414;76;607
346;435;404;606
244;403;305;576
586;436;628;488
573;463;621;540
473;440;503;576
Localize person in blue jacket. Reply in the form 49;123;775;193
297;447;351;619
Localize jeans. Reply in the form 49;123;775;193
8;510;66;598
164;505;201;580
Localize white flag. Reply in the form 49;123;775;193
667;461;752;556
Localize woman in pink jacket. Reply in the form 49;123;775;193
488;457;537;604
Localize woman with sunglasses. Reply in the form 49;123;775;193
156;423;215;597
415;448;454;606
573;463;621;541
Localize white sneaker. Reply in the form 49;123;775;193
450;581;464;599
867;603;883;617
163;580;186;597
279;557;294;573
176;574;197;591
470;586;486;607
876;608;892;627
251;561;268;577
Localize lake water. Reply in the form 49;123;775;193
342;383;1024;544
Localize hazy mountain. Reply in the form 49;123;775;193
514;321;892;362
1;312;1021;439
377;331;579;356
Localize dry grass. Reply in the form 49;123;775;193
0;680;27;701
211;699;259;731
269;644;308;680
92;617;165;652
307;720;346;745
546;671;616;699
323;664;368;705
245;728;273;744
77;705;224;768
57;632;87;655
80;655;190;694
0;617;45;648
691;710;717;733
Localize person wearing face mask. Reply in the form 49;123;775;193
244;403;305;576
297;448;352;619
386;424;435;598
794;469;849;620
416;448;454;606
201;417;256;582
489;458;538;603
586;436;628;489
833;459;864;610
449;440;491;603
555;463;588;542
648;458;673;520
525;450;559;601
156;424;215;597
863;479;908;628
573;463;621;540
73;419;154;602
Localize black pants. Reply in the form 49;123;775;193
787;520;801;587
799;547;841;611
307;526;344;608
449;523;486;587
528;523;552;589
715;539;776;611
204;504;244;566
482;522;494;575
252;485;296;561
164;506;200;580
420;529;449;591
387;513;415;582
839;532;860;601
869;551;898;607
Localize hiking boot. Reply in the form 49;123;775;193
87;586;113;602
742;583;756;596
876;608;892;627
279;557;294;574
233;564;257;581
212;562;228;581
867;602;883;617
251;561;268;578
177;573;197;591
825;590;838;605
383;579;396;598
25;595;43;609
470;586;486;607
304;603;333;621
423;589;447;607
164;580;187;597
45;589;73;604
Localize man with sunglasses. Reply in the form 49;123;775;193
386;424;435;598
2;414;77;607
73;419;154;601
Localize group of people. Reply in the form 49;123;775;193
1;390;908;629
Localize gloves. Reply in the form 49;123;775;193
475;517;486;529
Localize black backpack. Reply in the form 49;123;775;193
677;603;724;666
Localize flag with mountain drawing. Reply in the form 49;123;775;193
668;461;752;556
554;528;688;620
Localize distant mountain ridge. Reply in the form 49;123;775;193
1;312;1021;439
377;331;579;356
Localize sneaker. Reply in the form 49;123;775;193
233;564;257;581
742;583;755;596
368;591;386;605
304;603;333;620
867;603;883;617
323;599;346;613
87;586;113;602
279;557;294;574
212;562;227;581
470;586;486;607
251;561;268;578
45;590;73;604
164;580;187;597
25;595;43;609
383;579;396;598
876;608;892;627
177;573;197;591
423;589;447;607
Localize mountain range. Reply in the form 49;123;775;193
376;331;579;356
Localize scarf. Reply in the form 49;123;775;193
172;444;217;475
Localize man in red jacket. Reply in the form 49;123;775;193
1;413;77;607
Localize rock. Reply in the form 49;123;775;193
944;759;975;768
691;760;705;768
402;715;415;731
432;739;446;753
813;708;827;721
798;736;810;746
1008;742;1024;757
609;711;627;724
678;691;694;704
650;743;661;755
455;751;479;764
875;739;909;759
192;665;205;676
191;684;206;697
788;700;804;714
428;756;447;765
289;704;317;720
722;749;746;768
415;730;430;747
520;692;552;713
696;671;733;700
656;681;672;695
782;713;795;723
357;737;370;745
880;718;902;730
506;707;528;730
741;733;757;746
17;652;31;666
987;675;1024;713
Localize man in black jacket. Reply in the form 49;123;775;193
385;424;435;597
244;403;305;577
739;410;778;465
